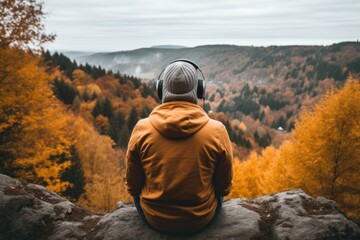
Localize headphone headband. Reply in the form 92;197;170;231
169;59;200;70
159;59;205;80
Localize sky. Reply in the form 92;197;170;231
43;0;360;52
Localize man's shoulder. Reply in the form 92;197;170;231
137;117;151;125
206;118;226;129
134;117;152;130
128;118;152;148
200;118;228;138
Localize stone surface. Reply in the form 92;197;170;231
0;174;359;240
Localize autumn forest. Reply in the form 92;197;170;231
1;0;359;223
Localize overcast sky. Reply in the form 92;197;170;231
43;0;360;52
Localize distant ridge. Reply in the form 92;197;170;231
151;45;187;49
62;51;95;59
68;41;360;80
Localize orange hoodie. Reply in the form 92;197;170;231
126;101;233;234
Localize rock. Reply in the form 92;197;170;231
0;174;359;240
254;190;360;239
50;221;87;240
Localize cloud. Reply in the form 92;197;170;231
43;0;360;51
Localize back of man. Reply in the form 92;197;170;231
126;60;233;234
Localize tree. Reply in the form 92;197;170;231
127;107;138;131
72;69;92;86
109;112;125;145
229;78;360;220
0;50;75;192
61;145;85;201
53;78;78;105
118;125;130;149
0;0;55;51
291;78;360;211
102;98;113;119
95;115;110;135
92;99;102;118
0;0;74;192
74;118;130;211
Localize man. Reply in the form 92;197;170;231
125;59;233;235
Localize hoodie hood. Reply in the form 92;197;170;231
149;101;209;138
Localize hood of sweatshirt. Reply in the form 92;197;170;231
149;101;209;138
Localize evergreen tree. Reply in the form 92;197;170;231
82;90;90;102
109;112;125;145
102;98;113;119
259;111;265;121
127;107;138;131
217;99;226;112
91;92;97;101
130;76;141;89
141;83;154;98
61;146;85;201
118;125;130;148
141;106;150;119
241;83;251;97
276;116;287;129
53;78;78;105
92;99;102;118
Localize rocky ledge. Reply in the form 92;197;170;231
0;174;359;240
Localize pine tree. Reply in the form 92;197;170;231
92;99;103;118
118;125;130;149
61;146;85;201
102;98;113;119
53;78;78;105
127;107;138;131
109;112;125;145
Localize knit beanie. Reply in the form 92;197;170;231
162;61;198;104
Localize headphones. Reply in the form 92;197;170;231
156;59;206;100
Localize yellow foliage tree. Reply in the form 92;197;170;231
230;78;360;220
261;141;299;194
229;146;277;199
228;158;251;198
290;77;360;218
0;0;75;192
0;48;75;192
73;69;93;86
74;118;131;212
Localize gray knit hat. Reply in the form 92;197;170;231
162;61;198;104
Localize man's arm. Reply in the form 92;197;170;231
125;127;145;196
213;124;233;196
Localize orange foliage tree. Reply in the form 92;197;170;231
0;0;140;211
230;78;360;220
0;0;55;51
289;77;360;218
0;48;76;192
74;118;131;212
0;0;75;192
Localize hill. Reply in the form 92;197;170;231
69;42;360;81
151;45;187;49
59;43;360;157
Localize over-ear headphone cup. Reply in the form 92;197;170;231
156;80;163;100
197;79;205;99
